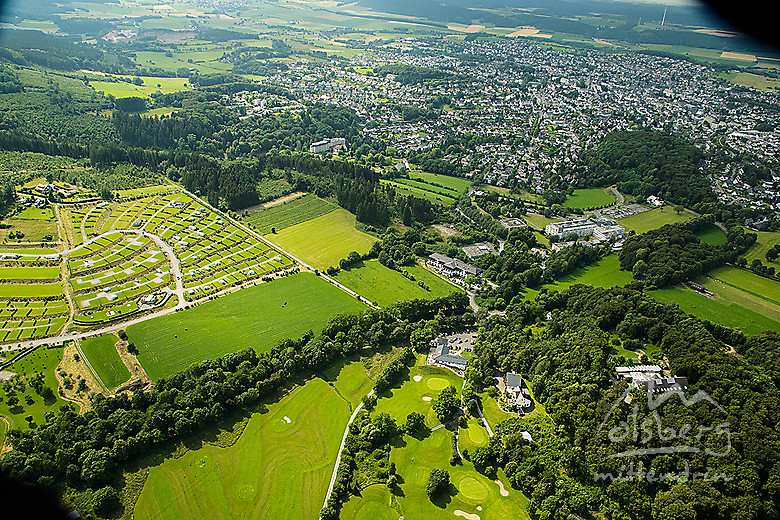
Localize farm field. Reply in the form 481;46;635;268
742;229;780;265
562;188;615;209
618;207;694;233
719;71;780;91
79;334;131;389
134;377;351;520
127;273;366;380
268;209;378;270
705;266;780;311
244;193;336;235
0;347;72;446
332;260;459;307
696;224;728;245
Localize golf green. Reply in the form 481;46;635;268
458;475;490;500
427;376;450;391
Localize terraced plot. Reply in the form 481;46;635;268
64;190;294;325
243;193;336;234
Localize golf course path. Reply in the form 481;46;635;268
321;389;375;516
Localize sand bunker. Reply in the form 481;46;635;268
494;479;509;497
414;374;423;382
422;396;432;401
283;416;291;424
454;511;480;520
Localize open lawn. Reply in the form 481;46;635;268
696;225;727;245
268;209;378;270
245;193;336;235
332;260;460;307
0;347;71;446
89;77;191;99
618;207;693;234
128;273;366;380
522;213;560;231
742;229;780;265
518;254;632;300
562;188;615;209
134;377;350;520
2;214;58;243
80;334;131;389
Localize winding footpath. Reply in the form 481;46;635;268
321;389;375;516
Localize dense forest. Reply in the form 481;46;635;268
465;284;780;520
580;130;712;207
619;216;756;287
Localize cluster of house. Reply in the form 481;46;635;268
616;365;689;394
545;217;625;248
427;253;481;281
309;138;346;154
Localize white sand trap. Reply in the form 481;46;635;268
454;511;480;520
414;374;423;382
494;479;509;497
283;416;291;423
476;506;482;511
422;396;432;401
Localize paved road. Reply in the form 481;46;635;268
610;185;624;206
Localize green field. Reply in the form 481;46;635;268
0;347;72;446
652;286;780;335
79;334;131;389
619;207;693;233
742;230;780;265
0;266;60;279
2;213;59;243
128;273;366;380
382;179;457;205
245;194;336;235
651;266;780;334
268;209;378;270
696;225;728;245
522;213;560;230
332;260;459;307
409;172;472;195
89;76;191;99
562;188;615;209
134;377;351;520
0;283;62;298
519;254;632;300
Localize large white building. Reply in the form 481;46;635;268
545;217;625;243
309;137;346;153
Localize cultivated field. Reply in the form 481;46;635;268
127;273;366;380
269;209;378;270
332;260;459;307
244;193;336;235
618;207;693;233
134;377;351;520
79;334;131;389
